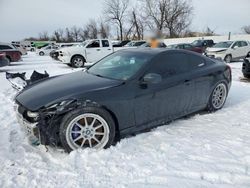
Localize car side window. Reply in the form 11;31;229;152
184;44;192;49
232;41;241;48
241;41;248;47
149;52;189;78
0;45;12;50
149;52;206;78
102;40;110;47
87;40;100;48
187;54;206;69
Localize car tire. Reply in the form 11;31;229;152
243;74;250;79
224;55;232;63
207;81;228;112
59;107;116;153
71;55;85;68
39;51;45;56
246;52;250;58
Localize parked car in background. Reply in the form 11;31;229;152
15;49;231;152
205;41;250;63
242;58;250;78
12;44;27;55
167;43;202;53
58;39;115;68
24;45;35;52
140;42;167;48
113;40;131;47
0;52;9;67
0;43;22;62
124;41;146;47
37;45;59;56
50;43;79;60
191;39;215;53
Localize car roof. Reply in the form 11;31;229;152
118;48;198;56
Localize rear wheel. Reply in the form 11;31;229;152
59;107;116;153
207;82;228;112
71;55;85;68
246;52;250;58
224;55;232;63
39;51;45;56
243;74;250;79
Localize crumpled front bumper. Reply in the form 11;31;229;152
14;104;40;140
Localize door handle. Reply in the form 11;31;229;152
96;49;101;51
108;49;111;50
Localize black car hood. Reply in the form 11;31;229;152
15;71;123;111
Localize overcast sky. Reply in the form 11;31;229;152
0;0;250;42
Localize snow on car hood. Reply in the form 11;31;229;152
15;71;123;111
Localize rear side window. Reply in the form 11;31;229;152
0;45;13;50
187;54;206;69
150;52;205;78
241;41;248;47
102;40;110;47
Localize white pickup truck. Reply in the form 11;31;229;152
58;39;116;68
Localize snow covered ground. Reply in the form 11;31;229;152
0;53;250;188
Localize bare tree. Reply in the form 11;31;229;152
164;0;193;38
99;21;110;39
81;19;99;40
52;29;64;42
71;26;81;42
39;31;49;41
242;25;250;34
65;28;74;42
142;0;168;37
103;0;130;40
130;9;145;40
142;0;192;37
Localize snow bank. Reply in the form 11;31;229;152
0;53;250;188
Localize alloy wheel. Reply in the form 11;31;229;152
65;113;110;150
212;83;227;109
73;58;84;67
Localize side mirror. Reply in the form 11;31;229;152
140;73;162;88
233;46;239;49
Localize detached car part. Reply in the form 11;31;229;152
6;71;49;91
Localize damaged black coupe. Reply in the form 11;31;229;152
14;49;231;152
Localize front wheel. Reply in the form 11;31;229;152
59;107;116;153
207;82;228;112
71;55;85;68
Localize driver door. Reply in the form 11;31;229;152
85;40;102;62
134;52;194;128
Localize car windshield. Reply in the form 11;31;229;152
87;51;152;81
125;42;134;47
167;44;178;49
212;41;233;48
191;40;202;46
